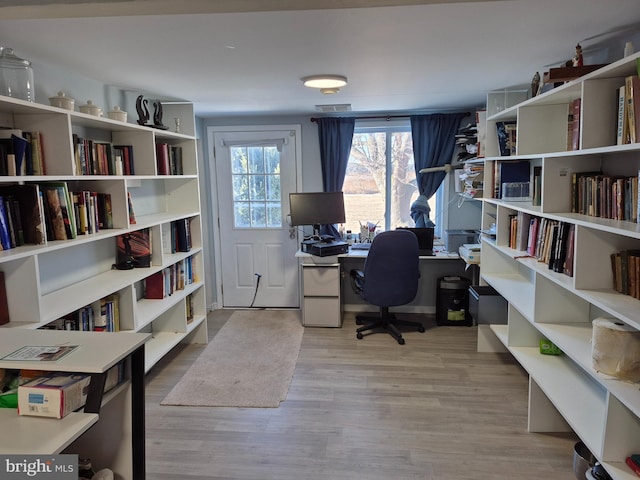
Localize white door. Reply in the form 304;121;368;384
212;127;300;308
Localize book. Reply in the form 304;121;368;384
0;197;12;250
144;271;165;299
617;84;629;145
0;272;9;326
127;191;137;224
156;142;170;175
627;75;640;143
570;98;581;150
175;218;191;252
116;228;151;268
42;186;68;240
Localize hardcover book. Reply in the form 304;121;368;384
144;271;165;299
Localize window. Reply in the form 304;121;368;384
230;145;282;228
342;122;438;235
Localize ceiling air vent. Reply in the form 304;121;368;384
315;104;352;113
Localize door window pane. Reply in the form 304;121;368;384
230;145;282;228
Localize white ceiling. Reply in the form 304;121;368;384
1;0;640;117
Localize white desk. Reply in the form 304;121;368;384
0;329;149;478
297;247;464;327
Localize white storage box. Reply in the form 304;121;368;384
18;373;91;418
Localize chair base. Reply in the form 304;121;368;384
355;307;425;345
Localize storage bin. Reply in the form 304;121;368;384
436;276;472;326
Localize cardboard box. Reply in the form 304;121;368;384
18;373;91;418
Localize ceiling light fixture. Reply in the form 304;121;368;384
302;75;348;94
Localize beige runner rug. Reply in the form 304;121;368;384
161;309;304;408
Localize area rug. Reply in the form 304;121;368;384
161;309;304;408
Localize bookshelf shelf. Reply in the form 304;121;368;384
0;95;207;478
481;52;640;480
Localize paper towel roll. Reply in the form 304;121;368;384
592;317;640;381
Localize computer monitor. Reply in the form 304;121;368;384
289;191;346;238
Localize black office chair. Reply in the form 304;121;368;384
350;229;425;345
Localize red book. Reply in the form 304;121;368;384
627;457;640;477
144;271;165;299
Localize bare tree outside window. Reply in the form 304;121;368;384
342;128;419;235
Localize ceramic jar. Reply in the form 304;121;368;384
79;100;102;116
107;106;127;122
49;91;75;110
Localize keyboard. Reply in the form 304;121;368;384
351;243;371;250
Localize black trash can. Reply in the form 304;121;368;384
436;276;472;326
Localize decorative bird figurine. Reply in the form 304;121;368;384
135;95;150;126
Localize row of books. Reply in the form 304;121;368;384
40;183;113;242
0;130;45;176
0;183;112;251
73;135;135;176
611;250;640;299
571;171;638;222
616;75;640;145
156;143;183;175
144;257;196;299
507;212;575;277
42;293;121;332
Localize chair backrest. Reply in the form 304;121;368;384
362;229;420;307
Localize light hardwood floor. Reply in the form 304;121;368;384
145;310;578;479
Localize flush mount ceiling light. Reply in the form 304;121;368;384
302;75;348;94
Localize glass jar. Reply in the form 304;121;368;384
0;47;34;102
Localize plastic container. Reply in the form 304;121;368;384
0;47;34;102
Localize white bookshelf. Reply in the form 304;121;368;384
0;94;207;373
481;52;640;480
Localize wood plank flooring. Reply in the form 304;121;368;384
144;311;578;479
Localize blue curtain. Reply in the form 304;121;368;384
316;117;355;237
409;113;465;227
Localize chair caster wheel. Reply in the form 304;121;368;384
418;325;425;333
398;338;405;345
356;332;363;339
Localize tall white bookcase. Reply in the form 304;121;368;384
0;95;207;372
480;53;640;480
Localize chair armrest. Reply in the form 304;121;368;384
349;269;365;296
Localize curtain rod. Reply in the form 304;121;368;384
310;112;471;122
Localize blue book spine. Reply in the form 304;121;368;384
0;197;12;250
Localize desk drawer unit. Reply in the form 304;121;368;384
301;264;342;327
